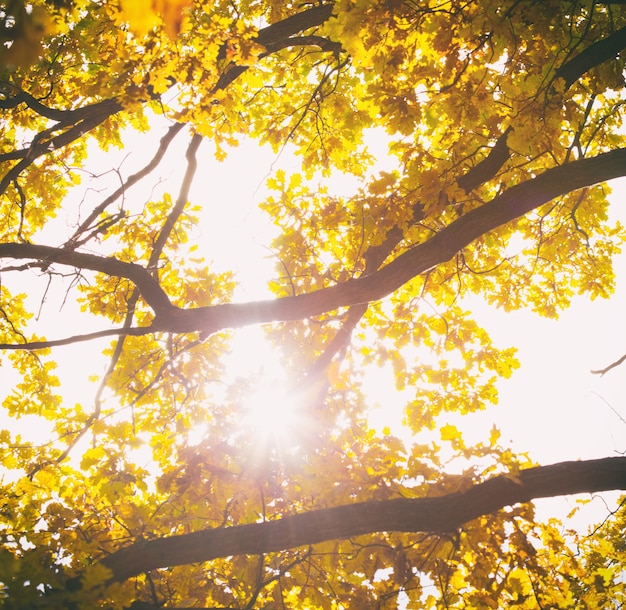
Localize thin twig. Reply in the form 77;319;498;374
591;353;626;376
0;325;154;350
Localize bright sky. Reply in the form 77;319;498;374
181;127;626;528
178;127;626;464
2;116;625;531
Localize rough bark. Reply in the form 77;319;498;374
100;457;626;582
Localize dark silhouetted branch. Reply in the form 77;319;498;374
2;148;626;350
0;243;173;316
154;147;626;336
555;24;626;89
101;457;626;582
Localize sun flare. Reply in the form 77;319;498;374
242;379;301;444
226;328;306;452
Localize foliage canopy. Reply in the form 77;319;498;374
1;0;626;608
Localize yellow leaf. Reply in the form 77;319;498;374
440;423;461;442
489;425;501;447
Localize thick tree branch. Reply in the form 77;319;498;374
0;98;123;165
0;88;82;121
316;124;514;373
0;99;123;196
313;15;626;375
555;24;626;89
360;16;626;280
101;457;626;582
155;147;626;336
210;4;341;95
213;2;335;62
255;4;334;47
456;128;512;193
455;23;626;197
2;148;625;350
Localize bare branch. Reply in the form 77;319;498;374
0;326;154;350
65;122;185;249
148;133;202;269
591;352;626;376
0;243;173;316
40;133;204;466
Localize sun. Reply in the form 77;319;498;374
241;377;302;444
225;327;307;453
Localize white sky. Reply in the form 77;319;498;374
2;120;625;531
183;132;626;528
180;131;626;462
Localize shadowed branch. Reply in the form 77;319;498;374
101;457;626;582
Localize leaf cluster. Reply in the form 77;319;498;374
0;0;625;608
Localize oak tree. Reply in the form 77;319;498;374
1;0;626;608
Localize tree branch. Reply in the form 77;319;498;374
457;22;626;197
64;122;185;250
212;14;340;93
100;457;626;582
315;13;626;369
555;24;626;89
0;243;173;316
255;4;334;47
456;128;512;193
0;4;337;201
314;123;514;375
0;99;123;196
0;325;153;350
148;133;202;268
2;148;625;350
591;352;626;375
155;147;626;336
